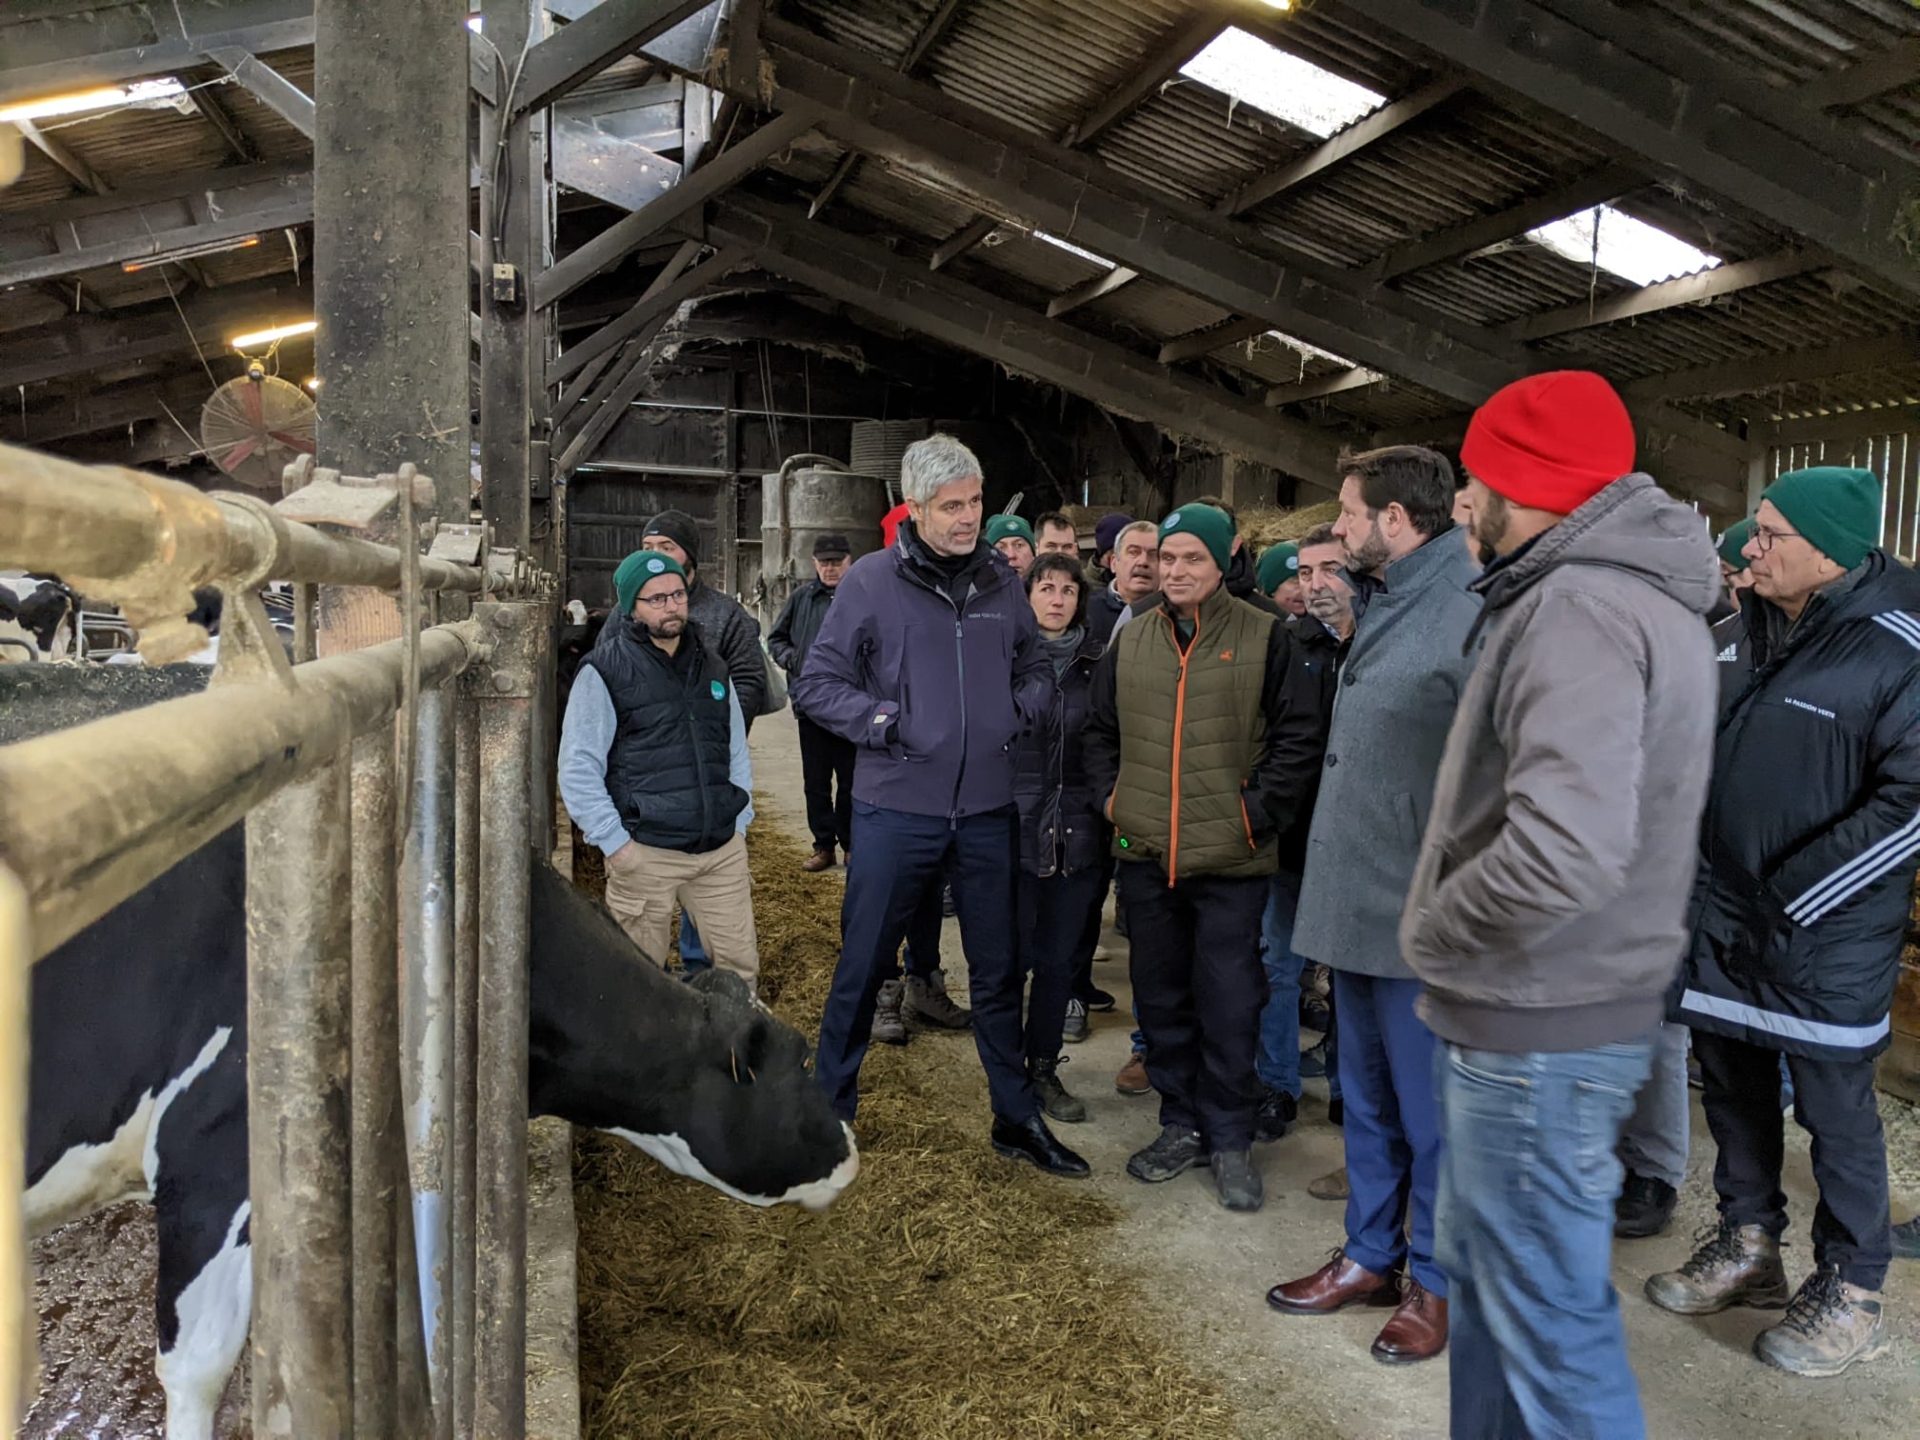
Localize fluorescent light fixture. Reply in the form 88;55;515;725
1527;206;1721;286
122;234;260;272
1181;28;1384;138
0;77;186;125
1033;231;1115;269
230;319;317;350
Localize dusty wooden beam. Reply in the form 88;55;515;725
1046;266;1137;319
1502;252;1829;343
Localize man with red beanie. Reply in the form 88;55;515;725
1401;371;1719;1437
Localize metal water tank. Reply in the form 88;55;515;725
758;454;888;625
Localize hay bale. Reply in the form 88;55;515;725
1239;501;1342;552
574;820;1237;1440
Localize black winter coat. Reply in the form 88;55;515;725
688;580;769;721
1012;630;1109;878
1674;552;1920;1061
767;579;835;699
1274;615;1341;873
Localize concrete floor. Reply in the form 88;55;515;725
747;707;1920;1440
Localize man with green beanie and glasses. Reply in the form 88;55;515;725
985;514;1037;578
1653;466;1920;1377
1256;541;1307;618
1085;503;1328;1213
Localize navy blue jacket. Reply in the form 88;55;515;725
1012;628;1107;877
790;520;1051;820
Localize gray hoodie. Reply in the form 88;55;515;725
1399;473;1720;1052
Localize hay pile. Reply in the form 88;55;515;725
1239;501;1342;552
573;821;1235;1440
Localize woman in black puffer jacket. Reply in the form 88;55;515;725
1013;554;1111;1124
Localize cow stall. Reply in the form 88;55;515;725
0;441;554;1438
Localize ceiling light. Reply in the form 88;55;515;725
122;235;260;272
1033;231;1115;269
0;77;185;125
1527;207;1721;286
230;319;317;350
1181;28;1384;138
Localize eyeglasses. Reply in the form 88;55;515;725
634;588;687;610
1750;525;1803;554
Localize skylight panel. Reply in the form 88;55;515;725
1180;27;1385;138
1033;232;1116;270
1527;206;1721;287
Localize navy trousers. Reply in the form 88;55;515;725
1016;867;1106;1064
815;802;1035;1124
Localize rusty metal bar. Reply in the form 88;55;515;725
0;619;485;959
472;603;539;1440
248;757;354;1440
401;683;458;1439
0;865;29;1435
451;690;481;1440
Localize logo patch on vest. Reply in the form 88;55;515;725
711;680;727;701
1218;649;1233;661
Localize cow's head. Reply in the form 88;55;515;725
527;864;857;1211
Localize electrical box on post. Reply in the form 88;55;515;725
489;262;521;306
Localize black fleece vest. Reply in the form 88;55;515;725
586;619;746;855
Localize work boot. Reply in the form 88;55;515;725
1255;1087;1297;1143
1754;1267;1891;1377
1083;985;1116;1013
1614;1172;1678;1239
1126;1124;1204;1183
1030;1056;1087;1124
1211;1150;1264;1212
903;968;972;1029
1115;1052;1152;1096
1062;997;1090;1043
1893;1215;1920;1260
1308;1166;1350;1201
941;882;955;917
1299;1036;1329;1078
802;847;836;873
1645;1220;1790;1315
871;979;908;1047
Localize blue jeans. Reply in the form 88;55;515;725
1436;1038;1654;1440
816;803;1033;1123
1335;971;1445;1294
677;911;711;976
1256;870;1303;1097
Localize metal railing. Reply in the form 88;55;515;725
0;441;551;1439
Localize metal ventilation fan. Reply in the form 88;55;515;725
200;363;317;489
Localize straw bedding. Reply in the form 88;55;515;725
571;823;1235;1440
1238;501;1342;552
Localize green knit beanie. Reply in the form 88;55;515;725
1256;542;1300;595
1762;467;1882;570
614;549;687;616
984;514;1035;549
1716;518;1755;571
1158;504;1235;574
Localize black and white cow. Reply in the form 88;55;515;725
10;668;857;1440
0;574;77;661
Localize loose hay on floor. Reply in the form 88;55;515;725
573;820;1235;1440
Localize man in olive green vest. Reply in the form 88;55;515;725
1086;504;1329;1212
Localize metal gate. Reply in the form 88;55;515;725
0;441;553;1439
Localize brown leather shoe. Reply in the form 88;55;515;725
1115;1053;1153;1096
1371;1278;1448;1364
1266;1249;1401;1315
1307;1166;1350;1201
802;848;836;873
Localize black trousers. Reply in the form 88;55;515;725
796;715;854;853
1017;868;1106;1064
1117;860;1269;1151
1694;1030;1891;1289
1066;853;1114;1004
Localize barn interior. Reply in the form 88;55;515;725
4;1;1920;1437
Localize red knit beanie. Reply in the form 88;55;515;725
1460;370;1636;514
881;502;911;547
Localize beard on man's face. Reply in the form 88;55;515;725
1470;490;1512;568
648;613;687;638
1343;523;1392;577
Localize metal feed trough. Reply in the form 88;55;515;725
0;440;554;1439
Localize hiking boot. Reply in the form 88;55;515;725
1211;1150;1264;1212
802;847;836;873
1614;1172;1678;1239
1084;986;1116;1013
1308;1166;1350;1201
941;882;955;917
1062;998;1090;1043
871;979;908;1046
1255;1087;1297;1143
1645;1221;1790;1315
1115;1053;1152;1096
903;968;972;1029
1127;1124;1204;1183
1299;1037;1329;1078
1754;1267;1890;1377
1031;1057;1087;1124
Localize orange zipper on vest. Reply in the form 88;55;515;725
1164;610;1197;887
1240;794;1256;851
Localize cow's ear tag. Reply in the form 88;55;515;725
711;679;726;700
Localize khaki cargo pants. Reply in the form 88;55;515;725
603;831;759;988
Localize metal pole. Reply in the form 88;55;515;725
0;865;31;1434
248;757;354;1440
451;690;481;1440
402;683;458;1439
472;603;538;1440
